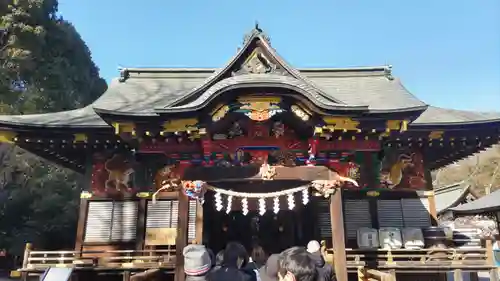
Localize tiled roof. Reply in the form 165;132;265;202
0;28;499;128
0;106;106;128
450;189;500;214
434;182;474;215
412;106;500;125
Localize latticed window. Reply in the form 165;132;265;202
377;198;431;228
84;201;138;243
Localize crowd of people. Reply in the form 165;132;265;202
182;241;335;281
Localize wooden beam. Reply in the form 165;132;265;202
175;191;189;281
330;187;347;281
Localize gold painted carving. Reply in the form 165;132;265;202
145;228;177;245
0;131;17;143
211;104;230;122
429;131;444;140
238;97;282;121
386;120;409;132
259;163;277;180
162;118;199;133
73;133;87;143
80;191;92;199
112;122;135;135
322;117;360;131
291;105;310;121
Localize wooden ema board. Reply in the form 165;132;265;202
145;228;177;246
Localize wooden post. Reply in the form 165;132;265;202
453;269;464;281
424;163;438;225
485;239;499;281
330;188;348;281
194;201;204;244
135;199;147;250
427;191;438;225
123;271;131;281
175;191;189;281
20;243;32;281
356;267;365;281
75;152;93;254
74;198;89;253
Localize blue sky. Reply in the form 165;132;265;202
58;0;499;111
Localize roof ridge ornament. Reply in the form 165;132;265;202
384;65;394;80
118;67;130;82
243;21;271;46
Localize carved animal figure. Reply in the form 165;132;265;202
311;174;359;198
104;154;135;191
386;154;413;188
259;163;276;180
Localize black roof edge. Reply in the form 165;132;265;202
409;119;500;129
115;65;391;74
0;121;110;131
94;101;428;119
154;82;368;114
93;107;159;118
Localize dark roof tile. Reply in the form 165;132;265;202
412;106;500;125
450;189;500;214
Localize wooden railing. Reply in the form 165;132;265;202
324;247;493;271
20;244;176;272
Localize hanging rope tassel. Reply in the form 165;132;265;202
152;184;170;204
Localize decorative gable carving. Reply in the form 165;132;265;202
232;48;286;76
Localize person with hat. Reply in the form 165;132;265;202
306;241;335;281
183;244;213;281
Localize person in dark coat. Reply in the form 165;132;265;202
306;241;335;281
208;242;256;281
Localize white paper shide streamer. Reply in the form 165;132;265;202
287;194;295;210
242;198;248;215
215;192;223;211
258;198;266;216
226;195;232;214
273;197;280;214
210;185;311;214
302;189;309;205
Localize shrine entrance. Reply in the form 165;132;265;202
202;186;317;254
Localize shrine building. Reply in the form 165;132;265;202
1;26;500;281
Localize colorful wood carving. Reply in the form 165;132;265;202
236;97;283;121
162;118;199;133
104;154;135;192
91;153;135;194
322;117;360;131
379;148;427;190
259;162;277;180
154;165;181;192
311;173;359;198
211;104;230;122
